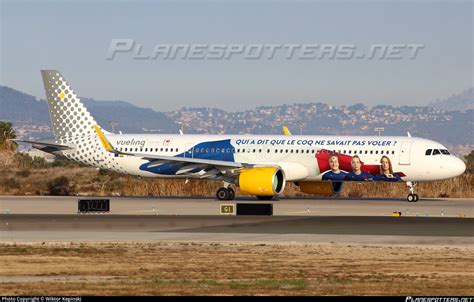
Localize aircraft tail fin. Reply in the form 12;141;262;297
41;70;104;139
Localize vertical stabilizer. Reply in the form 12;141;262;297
41;70;98;139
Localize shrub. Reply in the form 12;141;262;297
16;170;31;178
47;176;71;196
14;153;48;169
14;153;33;169
2;177;20;191
31;156;48;169
465;150;474;174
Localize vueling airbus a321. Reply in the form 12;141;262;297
16;70;466;202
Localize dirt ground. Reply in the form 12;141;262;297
0;241;473;295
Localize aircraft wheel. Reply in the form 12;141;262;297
227;188;235;200
216;188;229;201
413;194;419;202
407;194;415;202
256;195;273;201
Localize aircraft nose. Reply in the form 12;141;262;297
452;156;466;177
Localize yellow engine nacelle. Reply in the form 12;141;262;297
238;167;286;196
298;181;344;196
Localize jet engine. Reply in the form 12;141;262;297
238;167;286;196
298;181;344;196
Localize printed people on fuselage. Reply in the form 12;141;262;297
322;154;347;181
321;152;402;182
345;155;373;181
374;155;401;182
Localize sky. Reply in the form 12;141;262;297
1;0;473;111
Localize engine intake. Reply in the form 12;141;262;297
298;181;344;196
238;167;286;196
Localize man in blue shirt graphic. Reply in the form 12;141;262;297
322;154;347;181
346;155;373;181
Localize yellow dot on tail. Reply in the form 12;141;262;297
59;92;65;100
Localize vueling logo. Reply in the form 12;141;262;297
116;138;146;148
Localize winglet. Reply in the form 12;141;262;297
94;125;114;152
282;126;292;136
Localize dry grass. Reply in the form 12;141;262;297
0;242;473;295
0;151;472;198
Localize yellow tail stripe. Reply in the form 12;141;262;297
93;125;114;151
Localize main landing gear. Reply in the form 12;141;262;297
216;187;235;201
406;181;419;202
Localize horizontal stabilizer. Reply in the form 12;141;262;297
12;139;73;150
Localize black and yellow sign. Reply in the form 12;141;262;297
220;204;235;215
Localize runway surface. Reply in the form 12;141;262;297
1;195;473;217
1;196;473;245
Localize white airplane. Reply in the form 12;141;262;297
17;70;466;202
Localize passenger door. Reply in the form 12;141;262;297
399;141;412;165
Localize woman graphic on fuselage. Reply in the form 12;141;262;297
322;154;347;181
375;155;401;182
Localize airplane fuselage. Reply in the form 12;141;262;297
57;133;465;183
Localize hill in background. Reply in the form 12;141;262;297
429;88;474;112
1;85;473;149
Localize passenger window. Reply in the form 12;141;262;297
125;148;128;152
365;150;368;154
392;151;395;154
306;150;310;154
380;151;384;154
285;149;288;153
375;150;378;154
433;149;440;155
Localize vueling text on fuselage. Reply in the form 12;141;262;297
116;139;146;148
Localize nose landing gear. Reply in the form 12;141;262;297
406;181;419;202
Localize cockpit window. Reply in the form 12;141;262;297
440;149;450;155
425;149;432;155
432;149;441;155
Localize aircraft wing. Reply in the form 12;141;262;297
93;126;252;178
125;152;246;168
